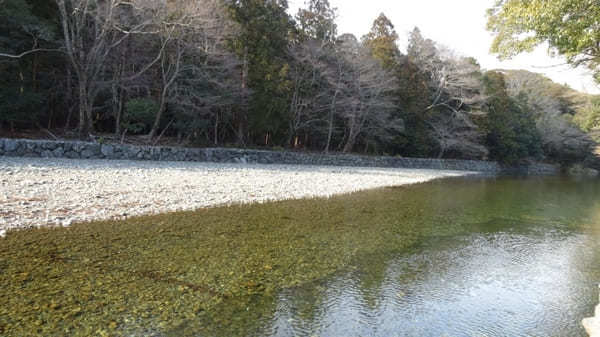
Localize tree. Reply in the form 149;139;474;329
487;0;600;82
295;0;337;45
502;69;596;163
0;0;62;129
286;40;330;147
362;13;400;70
333;35;402;153
392;55;438;157
481;71;542;164
55;0;166;138
406;27;487;158
163;0;243;145
576;96;600;133
228;0;295;146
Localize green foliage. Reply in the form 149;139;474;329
0;0;61;129
296;0;337;43
482;71;542;164
362;13;400;70
0;0;56;55
228;0;295;144
487;0;600;82
0;0;593;165
575;96;600;132
0;85;44;125
391;56;438;157
123;98;158;135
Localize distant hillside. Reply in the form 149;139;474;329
494;69;599;166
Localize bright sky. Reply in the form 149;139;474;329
288;0;600;94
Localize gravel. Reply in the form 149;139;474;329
0;157;476;232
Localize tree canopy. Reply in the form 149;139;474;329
487;0;600;82
0;1;597;166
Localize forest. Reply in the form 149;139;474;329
1;0;599;165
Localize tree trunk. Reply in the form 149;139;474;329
213;112;219;145
78;81;90;139
148;88;168;140
113;82;123;136
343;136;356;153
237;47;249;146
343;119;358;153
64;68;73;129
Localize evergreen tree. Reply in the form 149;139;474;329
228;0;295;145
482;71;542;164
295;0;337;45
0;0;61;129
362;13;400;70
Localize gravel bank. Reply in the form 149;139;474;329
1;157;475;232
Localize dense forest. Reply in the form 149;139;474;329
1;0;599;166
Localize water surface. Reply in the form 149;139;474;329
1;176;599;336
204;177;600;337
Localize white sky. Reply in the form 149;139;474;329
288;0;600;94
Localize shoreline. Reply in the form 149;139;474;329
583;285;600;337
0;157;476;232
0;137;562;175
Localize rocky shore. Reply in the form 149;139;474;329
584;285;600;337
0;137;562;175
0;157;474;232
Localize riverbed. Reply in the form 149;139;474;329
0;157;471;231
0;176;599;336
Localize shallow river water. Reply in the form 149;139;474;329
1;176;599;337
204;176;600;337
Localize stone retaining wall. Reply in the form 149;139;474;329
0;138;559;175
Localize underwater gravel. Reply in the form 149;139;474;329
0;157;475;231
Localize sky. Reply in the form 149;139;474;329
288;0;600;95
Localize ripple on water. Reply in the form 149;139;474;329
270;226;595;337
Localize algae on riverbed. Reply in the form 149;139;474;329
0;178;472;336
1;176;599;336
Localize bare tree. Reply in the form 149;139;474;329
150;0;243;144
407;28;487;158
331;35;402;153
55;0;166;138
287;40;332;147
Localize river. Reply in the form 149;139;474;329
1;176;599;336
201;176;600;337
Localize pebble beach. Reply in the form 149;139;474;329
0;157;474;232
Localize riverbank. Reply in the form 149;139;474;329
0;137;562;174
0;157;474;232
584;286;600;337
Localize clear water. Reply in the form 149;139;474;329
1;176;599;337
204;177;600;337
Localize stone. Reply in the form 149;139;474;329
41;150;53;158
0;137;561;175
52;147;64;157
41;141;58;150
4;139;18;152
101;144;114;157
81;149;96;158
65;151;80;159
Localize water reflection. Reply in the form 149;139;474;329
2;177;599;337
205;177;600;337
